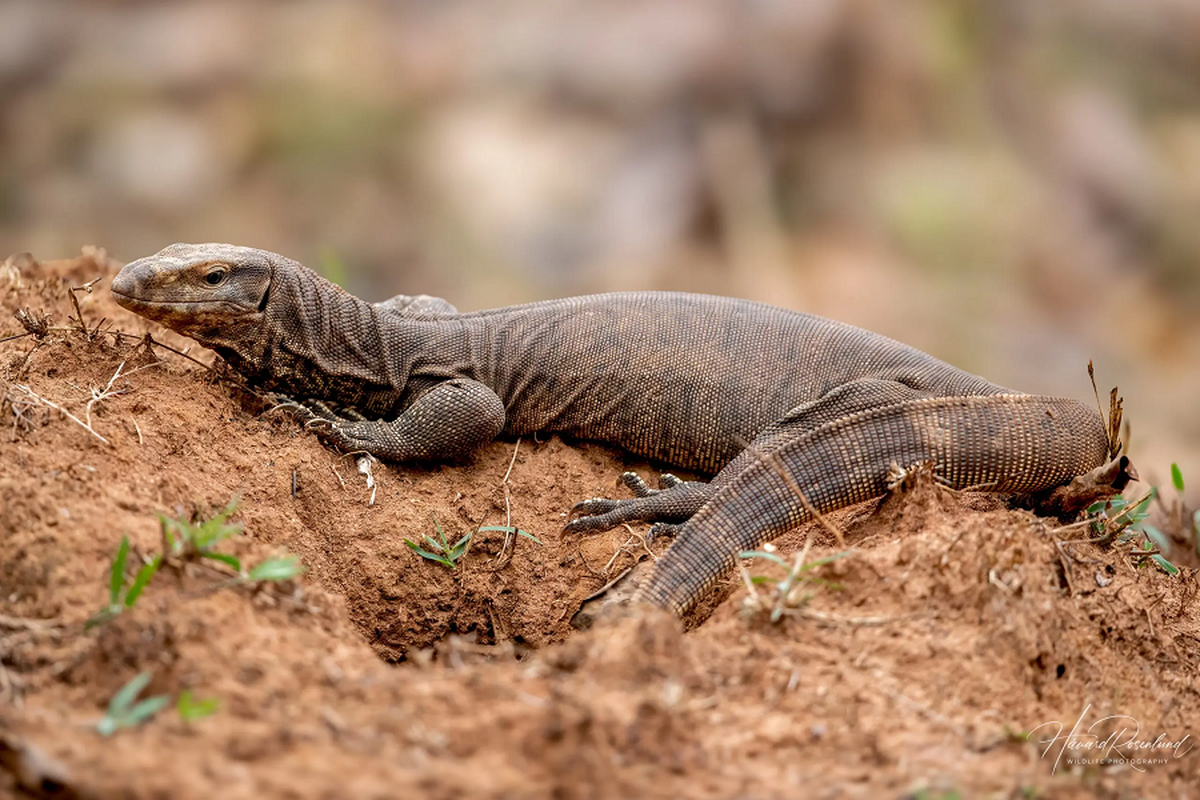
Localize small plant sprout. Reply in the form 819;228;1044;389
160;496;244;570
737;540;852;623
405;517;473;569
96;672;169;736
161;498;304;585
86;535;161;630
177;689;220;722
1085;467;1187;576
1085;491;1155;543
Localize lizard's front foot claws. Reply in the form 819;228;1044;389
265;395;316;421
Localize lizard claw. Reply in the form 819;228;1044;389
264;393;318;421
569;496;622;519
563;508;626;535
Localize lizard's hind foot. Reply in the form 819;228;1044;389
563;471;713;535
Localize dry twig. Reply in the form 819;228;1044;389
9;384;109;444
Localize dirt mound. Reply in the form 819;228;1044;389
2;251;1197;798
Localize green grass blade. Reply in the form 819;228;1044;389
123;555;162;608
84;607;119;631
192;498;243;551
406;539;441;559
406;535;462;568
177;690;220;721
799;550;855;571
159;515;180;552
1142;526;1171;555
448;531;473;560
432;516;449;550
738;550;789;569
124;695;169;726
1121;495;1153;531
1171;463;1184;493
109;671;153;715
1151;554;1180;576
478;525;543;545
200;551;242;571
109;536;130;604
247;556;304;582
218;495;241;520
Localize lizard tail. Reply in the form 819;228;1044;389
634;394;1111;615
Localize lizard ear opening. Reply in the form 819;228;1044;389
257;283;270;312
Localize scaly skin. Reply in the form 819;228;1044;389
112;243;1117;615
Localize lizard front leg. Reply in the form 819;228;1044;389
311;378;505;461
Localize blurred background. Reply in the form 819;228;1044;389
1;0;1197;489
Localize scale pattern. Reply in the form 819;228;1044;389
112;244;1111;615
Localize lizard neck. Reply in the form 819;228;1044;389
221;263;424;411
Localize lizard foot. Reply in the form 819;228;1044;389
308;419;389;456
275;401;378;448
301;399;369;423
563;471;712;535
269;396;369;432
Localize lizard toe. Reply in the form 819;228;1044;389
619;471;685;497
568;497;622;520
658;473;684;489
302;399;345;423
563;507;629;535
620;472;656;497
563;495;691;535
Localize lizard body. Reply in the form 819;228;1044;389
112;243;1115;615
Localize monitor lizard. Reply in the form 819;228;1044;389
111;243;1128;615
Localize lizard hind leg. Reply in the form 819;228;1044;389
563;379;949;537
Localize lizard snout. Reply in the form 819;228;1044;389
110;263;141;304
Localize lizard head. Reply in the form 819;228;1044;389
111;243;274;345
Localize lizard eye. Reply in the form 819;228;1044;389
204;266;229;286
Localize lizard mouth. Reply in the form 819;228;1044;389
111;293;258;323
